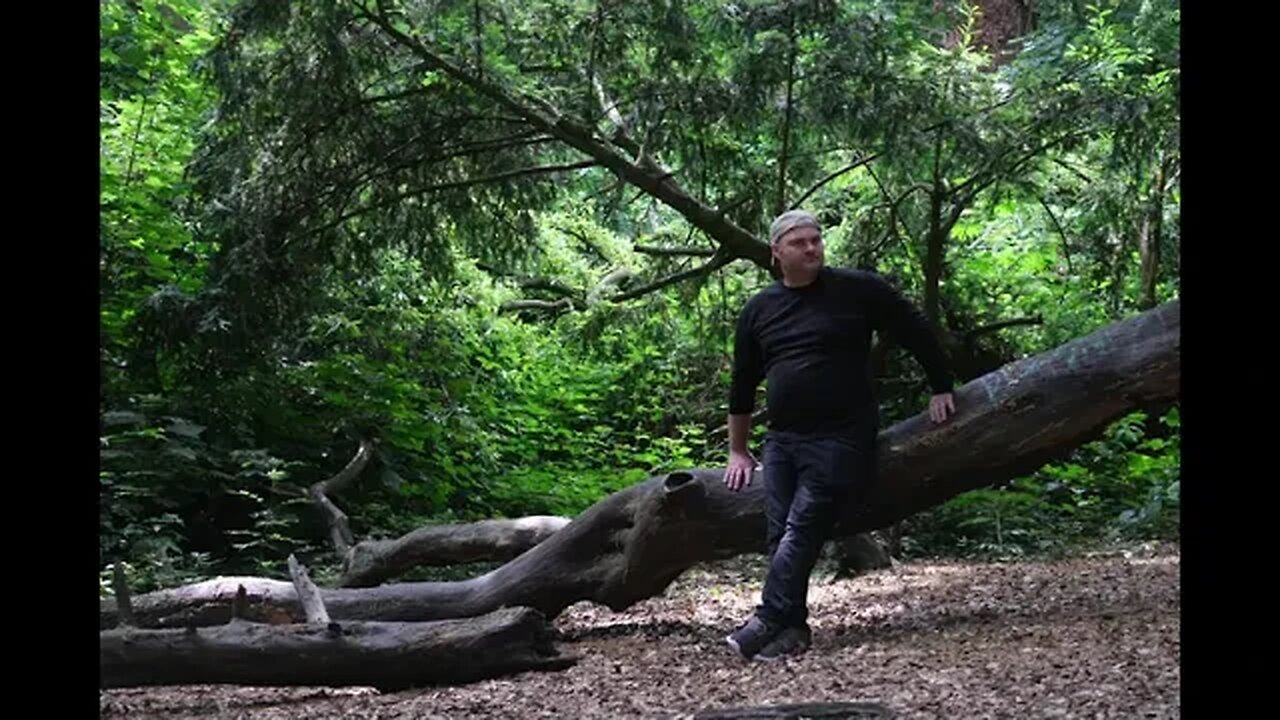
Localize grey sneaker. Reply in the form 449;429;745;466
756;623;811;660
725;616;778;660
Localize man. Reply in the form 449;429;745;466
723;209;956;661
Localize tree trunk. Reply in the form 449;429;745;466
100;606;572;690
831;532;894;579
339;515;571;587
1138;155;1168;311
102;300;1178;629
923;192;946;334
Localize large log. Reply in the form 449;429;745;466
99;606;573;690
339;515;571;587
101;300;1179;629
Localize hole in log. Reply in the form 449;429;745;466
663;471;695;491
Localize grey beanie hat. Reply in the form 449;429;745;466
769;209;821;244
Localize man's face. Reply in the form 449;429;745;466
772;225;824;276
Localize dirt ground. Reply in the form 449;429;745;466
100;543;1180;719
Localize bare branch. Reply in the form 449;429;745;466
588;267;637;303
1051;157;1093;183
782;92;1030;212
289;131;555;220
954;130;1087;207
287;554;332;625
964;316;1044;344
609;249;733;303
1037;197;1073;274
304;160;599;239
477;264;584;298
592;75;641;158
357;3;772;268
632;244;716;257
499;298;574;313
308;438;376;556
864;167;925;251
516;278;582;297
358;84;446;106
112;565;135;628
775;10;797;216
340;515;572;587
789;153;881;209
710;407;769;436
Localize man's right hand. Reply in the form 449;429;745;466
724;449;757;491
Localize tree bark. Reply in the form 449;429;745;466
831;532;894;579
499;298;574;314
1138;154;1168;310
102;300;1179;630
100;606;573;690
339;515;571;587
288;554;330;623
112;564;135;627
309;437;375;556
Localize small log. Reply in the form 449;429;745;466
339;515;571;587
99;606;573;691
287;554;330;624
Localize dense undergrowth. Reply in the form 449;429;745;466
99;0;1179;596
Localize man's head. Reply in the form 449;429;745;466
769;209;824;285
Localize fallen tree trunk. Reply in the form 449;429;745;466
100;606;572;690
102;300;1179;629
339;515;571;587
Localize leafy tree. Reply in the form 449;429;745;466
100;0;1180;589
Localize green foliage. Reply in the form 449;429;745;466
99;0;1180;587
99;405;318;594
101;0;222;393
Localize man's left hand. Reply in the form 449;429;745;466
928;392;956;424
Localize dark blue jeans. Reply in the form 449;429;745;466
755;414;878;629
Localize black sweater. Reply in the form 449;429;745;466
729;267;953;434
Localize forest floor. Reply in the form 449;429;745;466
100;541;1180;719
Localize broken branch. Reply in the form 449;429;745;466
309;437;375;556
499;298;575;313
100;606;574;691
965;316;1044;343
112;564;135;628
633;244;717;257
288;554;331;624
609;250;733;303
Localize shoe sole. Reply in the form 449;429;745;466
755;643;810;662
724;635;752;660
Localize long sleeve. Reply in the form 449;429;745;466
728;302;765;414
865;274;954;394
